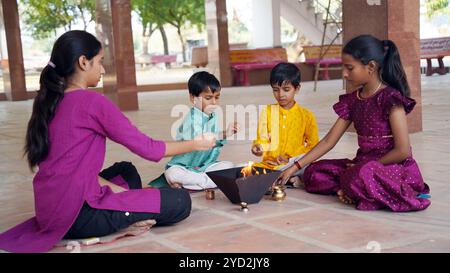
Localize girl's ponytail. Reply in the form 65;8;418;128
381;40;410;97
25;64;66;170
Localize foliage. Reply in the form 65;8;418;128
20;0;95;39
132;0;167;37
425;0;450;18
161;0;206;61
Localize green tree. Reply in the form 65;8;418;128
132;0;172;67
163;0;205;62
132;0;165;56
425;0;449;18
20;0;95;39
75;0;95;30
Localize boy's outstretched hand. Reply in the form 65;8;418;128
251;144;264;157
225;122;240;138
276;155;289;165
193;133;216;150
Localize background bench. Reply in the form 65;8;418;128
190;43;248;68
420;37;450;76
191;47;208;68
230;47;287;86
150;54;177;66
190;45;343;85
302;45;342;80
136;54;177;68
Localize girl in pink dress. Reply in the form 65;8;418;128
278;35;430;212
0;30;216;252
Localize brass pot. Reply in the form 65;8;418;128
205;189;215;200
271;185;286;201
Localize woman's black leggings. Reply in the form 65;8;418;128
64;161;191;239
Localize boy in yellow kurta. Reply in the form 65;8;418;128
252;63;319;178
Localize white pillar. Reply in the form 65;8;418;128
251;0;281;48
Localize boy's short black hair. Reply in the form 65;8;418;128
270;62;301;88
188;71;221;96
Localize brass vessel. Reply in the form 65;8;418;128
240;202;249;212
205;189;215;200
271;185;286;201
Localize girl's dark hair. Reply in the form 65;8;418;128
343;34;410;97
188;71;221;96
270;62;301;88
25;30;101;170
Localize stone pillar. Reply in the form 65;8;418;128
95;0;138;111
251;0;281;48
205;0;232;87
343;0;422;133
1;0;27;101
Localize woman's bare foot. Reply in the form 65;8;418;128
131;219;156;228
122;219;156;234
337;189;354;205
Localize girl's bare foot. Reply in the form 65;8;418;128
288;176;304;188
337;189;355;205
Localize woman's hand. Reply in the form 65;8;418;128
275;165;298;186
251;144;264;156
193;133;216;151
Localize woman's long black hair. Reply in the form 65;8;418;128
343;34;410;97
25;30;102;170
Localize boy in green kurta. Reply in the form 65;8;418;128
164;72;239;190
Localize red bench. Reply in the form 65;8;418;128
420;37;450;76
302;45;342;80
190;43;249;68
150;54;177;65
230;48;287;86
136;54;177;68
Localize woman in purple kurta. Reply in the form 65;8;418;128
0;31;215;253
278;35;430;212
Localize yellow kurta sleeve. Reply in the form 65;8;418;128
303;110;319;152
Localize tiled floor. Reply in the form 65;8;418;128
1;75;450;253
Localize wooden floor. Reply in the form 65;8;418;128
1;75;450;253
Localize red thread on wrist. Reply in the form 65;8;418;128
294;161;302;170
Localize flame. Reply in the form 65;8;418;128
240;161;254;177
240;161;261;177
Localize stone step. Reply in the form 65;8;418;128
280;0;341;44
